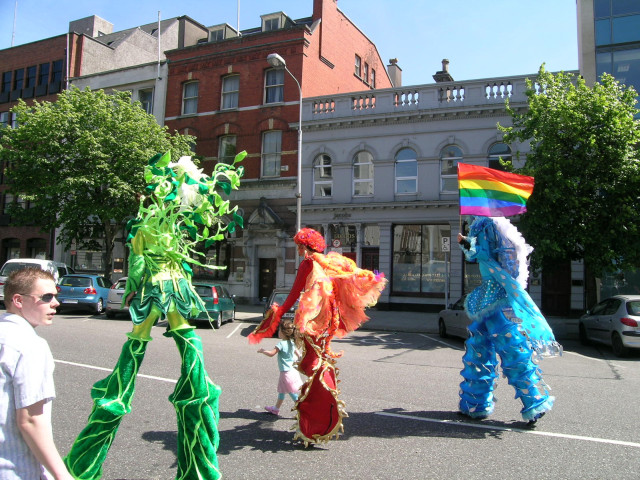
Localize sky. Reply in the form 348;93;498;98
0;0;579;86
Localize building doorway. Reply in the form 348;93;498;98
542;261;571;316
362;247;379;272
258;258;277;302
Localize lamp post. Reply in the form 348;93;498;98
266;53;302;233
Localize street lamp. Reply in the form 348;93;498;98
267;53;302;234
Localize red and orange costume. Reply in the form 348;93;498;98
249;229;387;445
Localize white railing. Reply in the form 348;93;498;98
304;73;553;121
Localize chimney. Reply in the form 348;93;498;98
433;59;454;83
387;58;402;87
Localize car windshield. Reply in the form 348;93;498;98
60;276;91;287
626;301;640;316
0;262;37;276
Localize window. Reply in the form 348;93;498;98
1;72;11;92
51;60;63;84
182;81;198;115
261;131;282;177
218;135;237;164
488;142;512;170
3;193;13;214
221;75;239;109
38;63;50;85
395;148;417;194
313;154;332;197
392;224;451;295
263;17;280;31
25;66;36;88
371;69;376;88
353;151;374;196
355;55;362;77
0;112;9;128
440;145;463;192
210;29;225;41
364;63;369;83
13;69;24;90
265;69;284;104
138;88;154;114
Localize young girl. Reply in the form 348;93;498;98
257;319;303;416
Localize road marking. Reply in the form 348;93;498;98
418;333;464;350
54;359;177;384
562;350;607;362
227;323;244;338
376;411;640;448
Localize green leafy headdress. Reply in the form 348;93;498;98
126;151;245;274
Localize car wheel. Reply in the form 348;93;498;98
213;313;222;329
95;299;104;314
611;332;629;357
438;318;447;338
578;323;591;346
106;310;115;319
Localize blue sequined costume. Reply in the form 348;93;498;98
459;217;562;422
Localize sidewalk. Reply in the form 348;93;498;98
235;304;579;341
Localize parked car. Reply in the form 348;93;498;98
264;288;299;320
0;258;74;305
106;276;129;319
189;283;235;329
579;295;640;357
438;295;471;339
56;274;112;314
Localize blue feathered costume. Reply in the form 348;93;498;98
458;216;562;424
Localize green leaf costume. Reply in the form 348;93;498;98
65;152;244;479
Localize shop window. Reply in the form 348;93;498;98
392;224;451;295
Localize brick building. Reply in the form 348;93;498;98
0;14;207;269
164;0;394;302
0;32;82;262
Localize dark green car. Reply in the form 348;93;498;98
190;283;236;329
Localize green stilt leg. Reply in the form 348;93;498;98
64;335;149;480
165;327;222;480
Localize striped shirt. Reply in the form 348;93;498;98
0;312;55;480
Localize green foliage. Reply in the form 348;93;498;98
0;87;195;275
499;66;640;273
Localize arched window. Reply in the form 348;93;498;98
353;151;374;196
313;154;332;197
395;147;417;194
440;145;463;192
488;142;512;171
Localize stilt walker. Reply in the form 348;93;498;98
456;163;562;425
65;151;244;479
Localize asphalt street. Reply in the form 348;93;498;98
25;307;640;479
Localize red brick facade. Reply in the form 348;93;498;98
0;33;83;263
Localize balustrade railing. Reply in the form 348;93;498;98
305;73;553;121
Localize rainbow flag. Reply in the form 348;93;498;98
457;163;534;217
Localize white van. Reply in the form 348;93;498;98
0;258;74;304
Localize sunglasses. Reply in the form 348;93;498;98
20;292;58;303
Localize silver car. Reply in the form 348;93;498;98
579;295;640;357
438;295;471;340
106;277;129;319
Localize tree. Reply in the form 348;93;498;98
499;66;640;275
0;87;195;277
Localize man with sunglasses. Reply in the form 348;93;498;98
0;267;73;479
